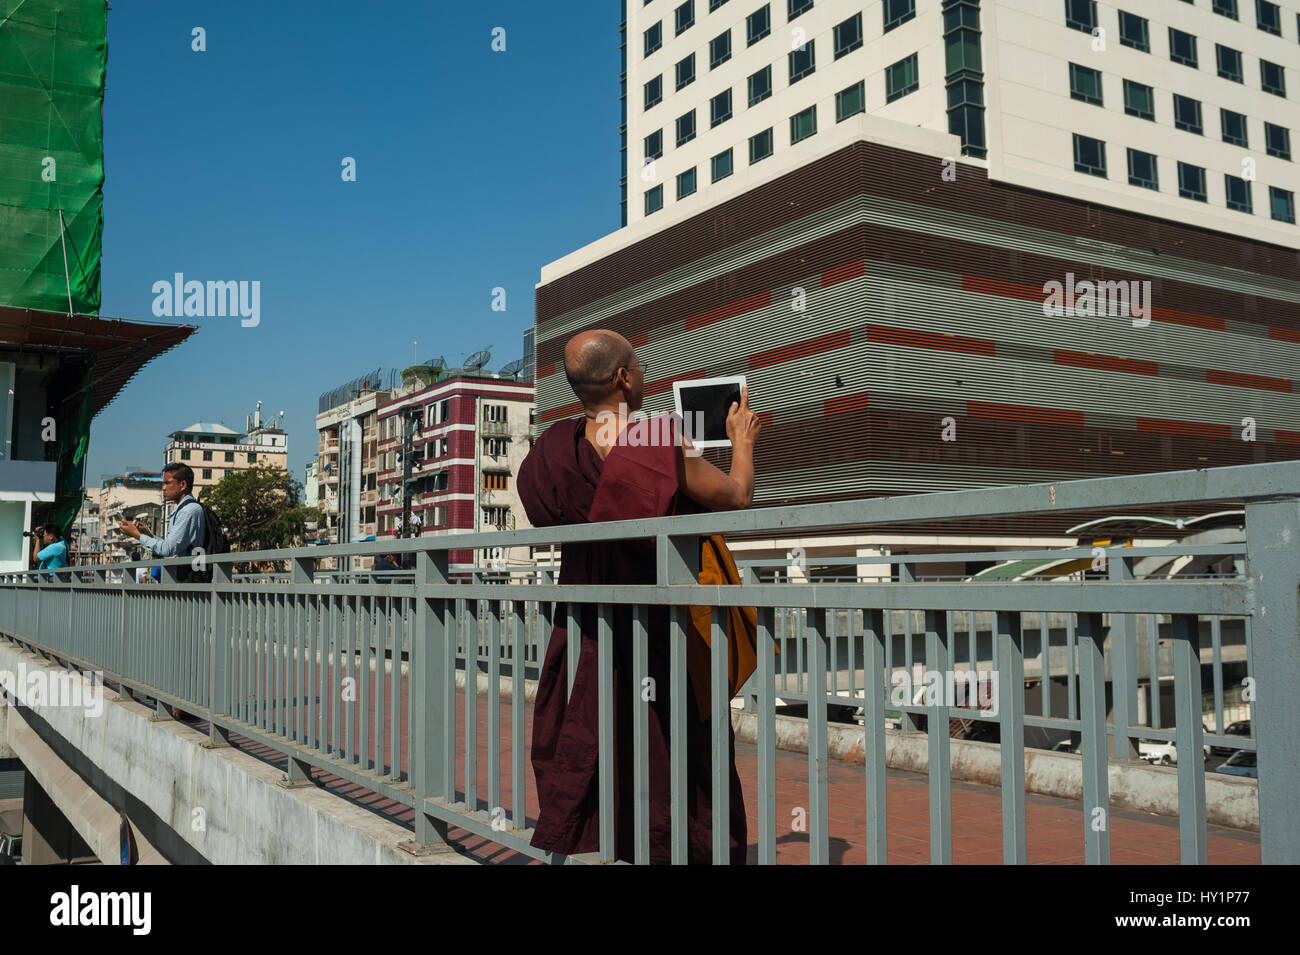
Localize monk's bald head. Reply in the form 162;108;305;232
563;330;636;407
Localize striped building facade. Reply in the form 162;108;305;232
532;134;1300;542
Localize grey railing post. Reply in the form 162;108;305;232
154;560;181;720
660;532;698;865
1108;555;1141;760
208;560;234;748
410;547;454;851
1244;497;1300;864
900;562;922;734
1077;612;1110;864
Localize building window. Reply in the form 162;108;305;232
1265;122;1292;159
1123;79;1155;120
645;184;663;214
645;129;663;161
675;0;695;35
1217;45;1244;83
1127;149;1159;190
644;21;662;57
834;14;863;59
1118;11;1149;51
788;0;812;22
1064;0;1097;33
1168;29;1197;68
676;109;696;146
1212;0;1238;18
884;0;916;32
1178;162;1208;201
710;30;731;68
202;450;213;461
1225;174;1253;213
644;74;662;110
677;166;697;199
748;64;772;106
1260;60;1285;97
675;53;696;91
1271;186;1296;223
885;53;919;102
247;452;257;463
788;38;815;84
1221;109;1249;146
1073;133;1107;177
710;0;730;10
483;472;509;491
224;451;234;462
1069;63;1103;105
711;148;733;181
202;468;212;480
485;403;508;422
748;127;774;163
790;104;816;143
1173;94;1203;135
484;437;508;456
836;80;865;122
944;0;985;159
711;88;733;126
747;4;770;45
482;506;510;529
180;449;191;460
1256;0;1282;35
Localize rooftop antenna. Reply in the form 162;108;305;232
464;347;492;372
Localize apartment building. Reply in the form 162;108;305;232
315;370;395;555
376;370;534;573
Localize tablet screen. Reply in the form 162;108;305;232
677;380;741;443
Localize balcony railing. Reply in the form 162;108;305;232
0;459;1297;864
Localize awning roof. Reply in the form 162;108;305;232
0;305;197;418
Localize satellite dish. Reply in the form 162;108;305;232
499;357;525;378
464;349;491;371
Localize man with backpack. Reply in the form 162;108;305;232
118;463;209;567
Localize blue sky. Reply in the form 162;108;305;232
93;0;619;488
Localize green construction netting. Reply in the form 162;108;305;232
0;0;106;314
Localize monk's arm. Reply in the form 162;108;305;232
678;434;755;510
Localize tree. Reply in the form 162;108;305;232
202;465;321;570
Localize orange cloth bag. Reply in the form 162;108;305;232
685;534;771;721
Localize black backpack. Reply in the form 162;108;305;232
175;498;229;582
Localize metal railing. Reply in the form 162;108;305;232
1;459;1297;864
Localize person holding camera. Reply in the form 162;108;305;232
31;524;68;571
117;463;204;559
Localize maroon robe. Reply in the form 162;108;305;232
517;413;748;864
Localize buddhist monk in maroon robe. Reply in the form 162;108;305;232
517;329;762;864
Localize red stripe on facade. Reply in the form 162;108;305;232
538;362;554;378
1277;429;1300;445
628;332;648;348
540;400;582;422
748;329;850;371
824;391;870;416
961;275;1043;303
967;401;1084;427
1269;326;1300;344
821;260;865;288
868;324;996;356
683;290;771;331
1053;349;1159;376
644;369;706;398
757;410;774;428
1205;369;1293;393
1136;417;1233;440
1149;305;1225;332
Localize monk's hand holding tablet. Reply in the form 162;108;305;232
726;383;761;449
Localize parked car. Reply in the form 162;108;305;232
1137;738;1211;765
1213;750;1257;779
1210;720;1251;756
1051;739;1080;754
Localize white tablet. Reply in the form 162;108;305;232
672;375;746;449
